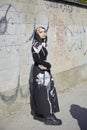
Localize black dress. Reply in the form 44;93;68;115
29;41;59;117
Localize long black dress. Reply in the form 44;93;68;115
29;41;59;117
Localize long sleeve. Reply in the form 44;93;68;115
32;46;51;69
32;52;51;69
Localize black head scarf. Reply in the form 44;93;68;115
33;27;47;44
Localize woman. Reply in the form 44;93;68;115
29;26;62;125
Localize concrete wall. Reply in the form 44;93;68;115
0;0;87;118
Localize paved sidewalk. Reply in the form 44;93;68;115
0;81;87;130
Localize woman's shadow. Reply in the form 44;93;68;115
70;104;87;130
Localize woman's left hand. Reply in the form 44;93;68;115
38;65;47;70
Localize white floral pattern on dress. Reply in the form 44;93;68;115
36;73;44;85
36;71;50;86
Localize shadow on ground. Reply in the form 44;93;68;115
70;104;87;130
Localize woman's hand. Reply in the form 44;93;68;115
38;65;47;70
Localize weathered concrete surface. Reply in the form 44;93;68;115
53;64;87;92
0;81;87;130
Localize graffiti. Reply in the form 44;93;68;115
0;3;21;104
0;85;19;105
68;44;87;56
0;38;21;53
60;4;73;13
66;25;87;56
67;41;87;56
0;3;20;52
49;11;87;56
0;2;30;105
48;12;73;37
0;4;11;35
44;1;73;13
44;1;59;9
48;6;87;67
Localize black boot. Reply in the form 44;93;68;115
44;114;62;126
33;113;45;122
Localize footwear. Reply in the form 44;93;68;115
33;113;45;122
44;114;62;126
31;110;35;116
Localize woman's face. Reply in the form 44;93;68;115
36;27;47;39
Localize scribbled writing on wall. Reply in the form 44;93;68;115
0;3;20;104
47;2;87;57
0;3;20;52
44;1;73;13
0;4;11;35
66;26;87;56
0;3;29;104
